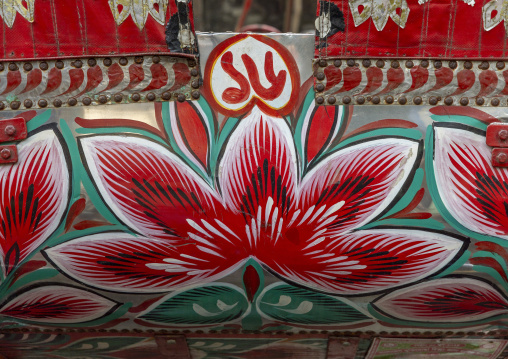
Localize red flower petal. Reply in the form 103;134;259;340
44;233;247;293
373;277;508;322
0;128;69;275
258;229;465;295
219;109;297;225
295;137;421;235
433;123;508;238
0;284;118;323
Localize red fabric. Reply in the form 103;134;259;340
0;0;188;59
317;0;506;59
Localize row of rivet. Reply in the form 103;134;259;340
316;58;506;70
0;56;200;109
315;94;503;106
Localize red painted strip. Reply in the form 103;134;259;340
19;69;43;94
429;106;499;124
341;119;417;141
142;63;168;91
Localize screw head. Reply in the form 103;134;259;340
103;58;112;67
146;93;156;101
496;61;505;70
356;96;365;104
98;95;108;104
55;60;64;69
342;96;351;104
434;60;442;69
152;56;161;64
187;59;197;67
68;98;77;106
53;99;62;107
479;61;489;70
315;83;325;92
38;99;48;108
23;63;32;71
87;58;97;67
362;59;371;67
0;64;4;71
448;61;457;69
316;96;324;104
371;96;380;104
177;93;186;102
316;72;325;81
444;97;453;106
476;97;485;106
10;101;20;110
391;61;400;68
327;96;336;105
420;60;429;68
82;97;92;106
191;79;200;89
405;60;414;68
190;68;199;77
460;97;469;106
119;57;128;66
318;59;327;67
131;93;141;102
347;59;355;67
376;60;385;68
398;96;407;105
334;59;342;67
492;98;500;106
0;102;4;110
499;130;508;140
1;148;11;160
464;61;473;70
161;92;171;100
191;91;200;99
134;56;144;64
8;63;18;71
385;96;394;104
72;60;83;68
5;125;16;136
429;96;438;105
497;152;508;164
413;96;422;105
39;62;48;70
114;94;123;102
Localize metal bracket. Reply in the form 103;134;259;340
0;117;27;164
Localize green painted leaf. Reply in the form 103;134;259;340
257;282;371;325
140;284;249;325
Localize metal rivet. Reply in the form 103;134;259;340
479;61;489;70
499;130;508;140
23;63;32;71
38;99;47;108
376;60;385;68
10;101;20;109
190;68;199;77
347;59;355;67
161;92;171;100
114;94;123;102
476;97;485;105
444;97;453;105
152;56;161;64
177;93;186;102
82;97;92;106
315;83;325;92
316;72;325;81
191;79;200;89
68;98;77;106
448;61;457;69
131;93;140;102
103;58;112;67
405;60;414;68
434;60;442;69
429;97;438;105
366;96;372;102
39;62;48;70
1;148;11;160
492;98;500;106
398;96;407;105
356;96;365;104
72;60;82;68
327;96;336;105
318;59;327;67
146;93;156;101
188;59;196;67
413;96;422;105
8;63;18;71
464;61;473;69
53;99;62;107
192;91;200;99
342;96;351;104
334;59;342;67
460;97;469;106
371;96;380;104
87;58;97;67
496;61;505;70
134;56;143;64
497;152;508;164
5;125;16;136
316;96;324;104
98;95;108;104
420;60;429;68
362;59;371;67
0;63;4;72
23;99;33;108
385;96;394;104
55;60;64;69
391;61;400;68
0;102;4;110
119;57;128;66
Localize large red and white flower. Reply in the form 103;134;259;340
45;107;465;295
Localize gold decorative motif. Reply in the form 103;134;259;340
0;0;35;28
483;0;508;34
109;0;168;30
349;0;410;31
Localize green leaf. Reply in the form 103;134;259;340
257;282;371;325
139;283;249;325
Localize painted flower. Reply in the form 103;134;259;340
0;125;70;278
44;100;466;296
